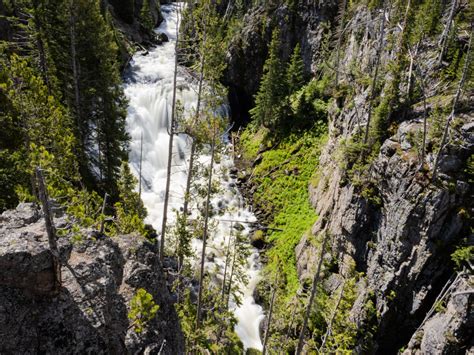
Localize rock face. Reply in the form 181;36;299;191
223;2;337;125
227;2;473;353
0;203;185;354
292;6;474;353
404;273;473;354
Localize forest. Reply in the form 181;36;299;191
0;0;472;354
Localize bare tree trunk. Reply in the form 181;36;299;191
70;0;81;131
138;133;143;200
160;4;181;262
363;2;387;144
296;234;329;355
334;0;347;87
406;41;420;101
432;28;472;181
35;167;61;293
319;279;346;352
31;0;51;94
262;271;279;355
99;192;108;234
183;141;196;216
226;230;239;310
196;126;217;328
438;0;458;66
183;44;205;215
284;298;299;346
221;222;233;304
414;65;429;168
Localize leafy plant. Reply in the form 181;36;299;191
128;288;160;334
451;245;473;269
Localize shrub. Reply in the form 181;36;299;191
128;288;160;334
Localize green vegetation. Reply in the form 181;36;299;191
451;244;473;269
140;0;154;31
0;0;145;234
250;29;287;130
240;122;327;297
128;288;160;334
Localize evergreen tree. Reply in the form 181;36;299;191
140;0;154;31
250;29;286;129
2;54;78;184
114;162;147;234
286;44;306;95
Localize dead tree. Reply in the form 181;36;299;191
160;3;182;262
296;233;329;355
438;0;458;66
99;192;108;234
319;278;346;352
35;167;61;293
195;122;218;328
221;222;233;304
413;65;429;169
138;133;143;200
432;27;472;181
363;2;388;144
334;0;348;87
262;270;279;355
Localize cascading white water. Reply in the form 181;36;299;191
124;3;264;351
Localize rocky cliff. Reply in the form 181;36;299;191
0;203;184;354
223;1;337;125
226;1;473;353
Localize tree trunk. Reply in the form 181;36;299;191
363;2;387;144
196;126;217;328
138;132;143;200
31;0;51;94
296;234;329;355
432;27;472;180
183;43;205;215
262;271;279;355
319;279;346;352
226;231;239;310
160;5;181;262
221;222;233;304
69;0;84;154
334;0;347;87
35;167;61;293
438;0;458;66
414;65;429;169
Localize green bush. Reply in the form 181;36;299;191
128;288;160;334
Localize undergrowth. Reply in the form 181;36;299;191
239;121;327;299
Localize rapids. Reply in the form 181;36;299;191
124;3;264;351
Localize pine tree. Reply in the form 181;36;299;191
286;44;306;95
0;53;79;209
140;0;154;31
250;29;286;129
114;162;147;234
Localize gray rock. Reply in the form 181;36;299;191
0;203;184;354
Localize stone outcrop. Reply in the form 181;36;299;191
0;203;184;354
404;272;473;354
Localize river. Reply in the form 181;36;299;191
124;3;264;351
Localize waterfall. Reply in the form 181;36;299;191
124;3;264;351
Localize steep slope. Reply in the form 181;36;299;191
226;0;473;353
